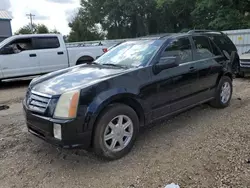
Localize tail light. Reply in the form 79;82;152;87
102;48;108;53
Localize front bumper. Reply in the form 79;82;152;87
23;101;92;149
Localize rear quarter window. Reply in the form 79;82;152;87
208;35;237;52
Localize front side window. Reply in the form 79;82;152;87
95;40;164;67
193;36;214;60
1;38;33;54
34;37;60;49
161;37;192;64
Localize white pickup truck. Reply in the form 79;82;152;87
0;34;109;80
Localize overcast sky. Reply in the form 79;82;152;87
0;0;80;35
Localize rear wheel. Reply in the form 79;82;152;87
76;56;94;65
93;104;139;160
210;76;232;108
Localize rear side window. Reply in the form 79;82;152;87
193;36;214;60
209;35;237;52
34;37;60;49
161;37;192;64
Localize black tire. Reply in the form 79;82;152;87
210;76;233;108
93;103;139;160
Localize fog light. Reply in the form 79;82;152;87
53;124;62;140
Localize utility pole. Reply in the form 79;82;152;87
26;13;35;33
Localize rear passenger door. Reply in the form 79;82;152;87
192;36;224;95
33;36;68;73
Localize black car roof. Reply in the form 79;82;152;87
126;30;226;43
132;33;190;42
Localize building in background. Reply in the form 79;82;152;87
0;10;12;42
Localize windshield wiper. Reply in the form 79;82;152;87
102;63;127;68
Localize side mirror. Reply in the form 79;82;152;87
153;56;179;74
0;46;14;55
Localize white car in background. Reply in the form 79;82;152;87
0;34;109;81
239;50;250;77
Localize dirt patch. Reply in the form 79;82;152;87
0;79;250;188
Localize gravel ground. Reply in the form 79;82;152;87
0;78;250;188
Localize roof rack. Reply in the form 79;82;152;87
188;30;225;35
66;35;167;48
137;33;173;39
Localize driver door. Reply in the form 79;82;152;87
0;37;41;78
150;36;199;120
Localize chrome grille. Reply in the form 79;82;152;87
27;91;51;113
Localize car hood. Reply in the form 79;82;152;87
31;64;131;96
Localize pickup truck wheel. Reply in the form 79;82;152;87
93;104;139;160
210;76;232;108
76;56;94;65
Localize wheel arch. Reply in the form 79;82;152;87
76;55;94;65
70;51;96;66
216;71;233;85
231;51;240;75
87;94;145;147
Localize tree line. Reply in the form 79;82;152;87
16;0;250;42
15;24;60;35
67;0;250;42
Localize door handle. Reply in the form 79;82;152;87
29;54;37;57
57;52;64;55
189;67;196;72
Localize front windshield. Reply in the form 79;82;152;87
95;40;163;67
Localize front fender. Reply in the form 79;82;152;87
83;88;143;130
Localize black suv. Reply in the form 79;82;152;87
23;31;233;160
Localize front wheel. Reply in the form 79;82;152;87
93;104;139;160
210;76;233;108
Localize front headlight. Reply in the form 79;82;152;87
54;90;80;119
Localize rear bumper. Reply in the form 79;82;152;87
23;101;92;149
